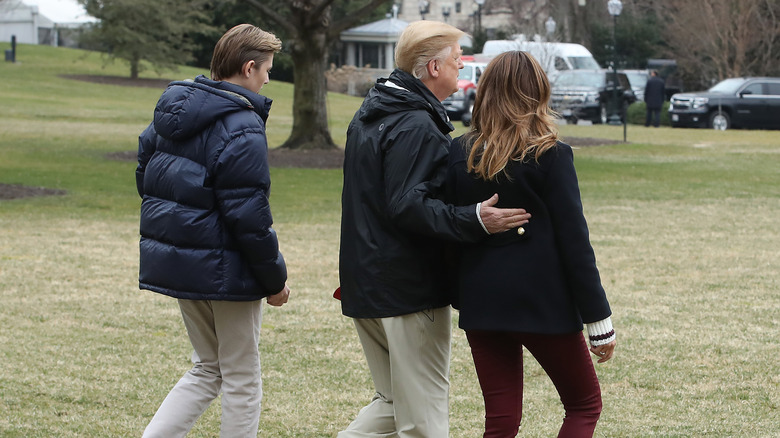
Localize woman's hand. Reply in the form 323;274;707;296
590;340;616;363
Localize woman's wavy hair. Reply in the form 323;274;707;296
464;50;559;180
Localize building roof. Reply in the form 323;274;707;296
341;17;409;43
20;0;96;26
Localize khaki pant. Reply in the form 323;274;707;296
143;299;263;438
339;307;452;438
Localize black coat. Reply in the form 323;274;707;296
644;75;666;109
446;138;611;333
339;70;486;318
136;75;287;301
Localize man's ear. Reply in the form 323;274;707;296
426;59;439;78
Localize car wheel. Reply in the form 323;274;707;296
461;99;475;127
709;111;730;130
598;103;608;124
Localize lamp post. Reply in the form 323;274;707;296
419;0;429;20
607;0;623;126
474;0;485;35
442;3;452;23
545;16;556;41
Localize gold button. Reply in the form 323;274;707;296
517;227;525;235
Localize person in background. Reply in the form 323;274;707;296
446;51;617;438
338;21;531;438
136;24;290;438
644;69;666;127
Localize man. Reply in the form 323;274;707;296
136;24;290;437
644;70;666;127
338;21;531;438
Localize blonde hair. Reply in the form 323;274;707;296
465;51;559;180
210;24;282;81
395;21;465;79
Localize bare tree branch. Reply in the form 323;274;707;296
329;0;394;38
311;0;339;22
659;0;778;83
242;0;297;36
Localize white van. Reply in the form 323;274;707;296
478;40;600;77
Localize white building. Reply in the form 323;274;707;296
0;0;96;47
340;14;408;70
394;0;517;37
338;1;495;70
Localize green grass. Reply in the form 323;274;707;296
1;44;779;437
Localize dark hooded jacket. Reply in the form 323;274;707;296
136;75;286;301
339;69;486;318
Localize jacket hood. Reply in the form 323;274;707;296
153;75;272;141
358;69;454;134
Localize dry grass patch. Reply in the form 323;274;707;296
1;43;778;436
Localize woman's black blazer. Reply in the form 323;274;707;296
446;137;612;334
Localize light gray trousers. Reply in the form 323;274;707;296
338;306;452;438
143;299;263;438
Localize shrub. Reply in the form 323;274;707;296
627;101;671;126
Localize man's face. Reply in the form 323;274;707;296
442;43;465;96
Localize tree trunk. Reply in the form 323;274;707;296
281;30;337;150
243;0;395;149
130;53;140;79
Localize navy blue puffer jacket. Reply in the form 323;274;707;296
136;75;286;301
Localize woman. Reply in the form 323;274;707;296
136;24;290;437
446;51;617;438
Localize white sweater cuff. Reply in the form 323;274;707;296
586;317;615;346
476;202;490;235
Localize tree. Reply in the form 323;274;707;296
657;0;780;88
79;0;213;79
588;10;663;69
243;0;394;150
550;0;598;47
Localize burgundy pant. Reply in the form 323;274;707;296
465;330;602;438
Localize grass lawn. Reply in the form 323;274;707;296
1;43;778;437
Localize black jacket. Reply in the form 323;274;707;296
339;69;486;318
136;75;287;301
446;138;611;333
644;75;666;109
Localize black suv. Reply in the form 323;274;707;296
669;77;780;130
550;69;636;124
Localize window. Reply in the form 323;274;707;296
741;83;763;96
765;83;780;96
554;71;605;87
618;74;630;89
